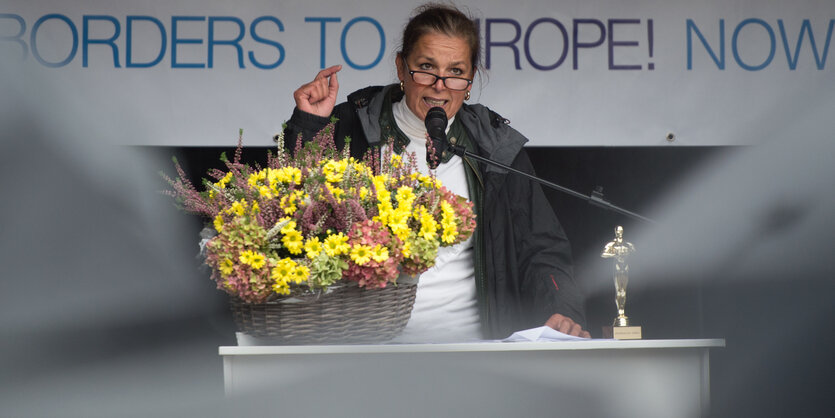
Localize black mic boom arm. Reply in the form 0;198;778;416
445;143;654;224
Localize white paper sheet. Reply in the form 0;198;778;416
502;326;589;342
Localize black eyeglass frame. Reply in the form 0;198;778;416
407;70;473;91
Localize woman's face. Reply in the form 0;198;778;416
396;32;474;121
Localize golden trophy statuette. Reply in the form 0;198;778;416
601;226;642;340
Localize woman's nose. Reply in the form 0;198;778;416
433;77;446;91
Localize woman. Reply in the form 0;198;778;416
284;3;589;340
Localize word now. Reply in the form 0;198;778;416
0;14;385;70
687;19;833;70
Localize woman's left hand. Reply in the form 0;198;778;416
293;65;342;118
545;313;591;338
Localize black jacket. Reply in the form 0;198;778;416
283;84;585;338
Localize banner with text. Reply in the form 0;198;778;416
1;0;833;146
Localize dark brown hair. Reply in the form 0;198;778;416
398;3;481;73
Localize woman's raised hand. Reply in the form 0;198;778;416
293;65;342;118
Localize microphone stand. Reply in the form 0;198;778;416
443;142;655;224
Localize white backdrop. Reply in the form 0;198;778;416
2;0;833;146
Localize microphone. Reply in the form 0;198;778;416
424;106;448;169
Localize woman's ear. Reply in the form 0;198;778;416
395;54;405;80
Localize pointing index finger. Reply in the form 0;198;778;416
316;64;342;80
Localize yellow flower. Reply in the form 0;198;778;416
304;237;323;259
359;186;369;200
213;215;224;232
387;209;411;240
247;170;267;187
326;183;344;202
251;254;266;270
291;265;310;284
269;168;283;184
258;185;272;198
417;206;438;241
216;172;233;189
282;229;304;255
371;245;389;263
271;258;296;282
375;178;394;223
440;201;458;244
350;244;372;265
278;217;297;234
372;175;389;193
395;186;415;209
401;241;412;258
272;279;290;295
219;258;234;275
323;159;347;183
417;174;440;189
375;205;392;226
239;250;266;270
271;258;299;295
323;233;350;256
276;167;302;184
352;162;370;176
390;154;402;167
280;194;298;215
230;199;247;217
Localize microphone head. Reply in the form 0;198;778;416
424;107;448;170
424;107;448;133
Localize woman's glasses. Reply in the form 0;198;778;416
408;70;472;91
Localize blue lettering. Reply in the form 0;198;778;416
340;17;384;70
732;18;775;71
779;19;833;70
305;17;341;68
486;19;521;70
83;15;121;68
0;14;27;59
126;16;166;68
208;17;245;68
608;19;641;70
572;19;605;70
171;16;205;68
687;19;725;70
647;19;655;70
31;14;78;67
524;18;568;71
249;16;284;69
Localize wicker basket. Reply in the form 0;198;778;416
230;280;417;345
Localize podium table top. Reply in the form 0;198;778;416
219;338;725;355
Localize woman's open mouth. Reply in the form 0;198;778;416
423;97;448;108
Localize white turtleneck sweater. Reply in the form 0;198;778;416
388;99;481;343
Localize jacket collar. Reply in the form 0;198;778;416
456;104;528;172
355;84;395;147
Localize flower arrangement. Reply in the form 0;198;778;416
163;124;476;304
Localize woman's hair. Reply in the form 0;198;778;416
398;3;481;73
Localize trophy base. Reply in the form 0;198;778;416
602;325;642;340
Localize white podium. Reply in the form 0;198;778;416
220;338;724;418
